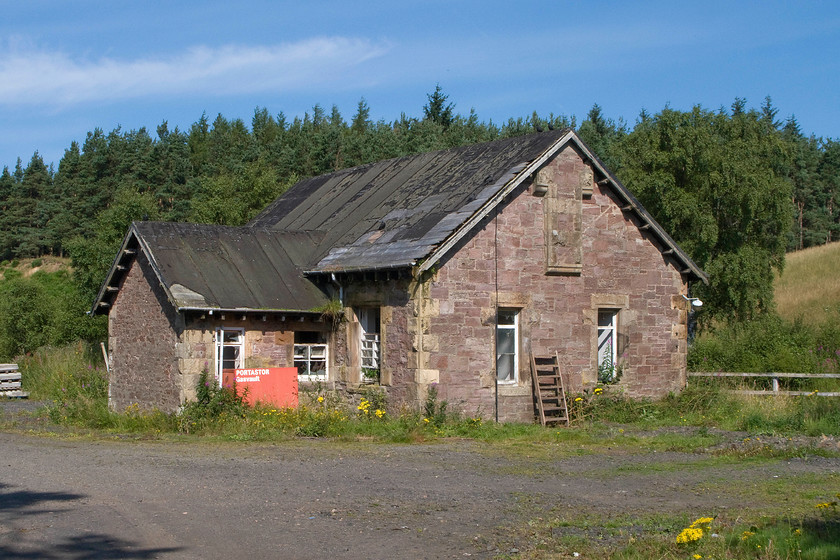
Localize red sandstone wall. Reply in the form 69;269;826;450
427;145;687;422
108;253;182;412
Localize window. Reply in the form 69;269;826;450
597;310;618;383
215;328;244;387
496;308;519;383
357;308;380;382
294;331;328;381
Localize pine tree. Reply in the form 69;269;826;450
423;84;455;128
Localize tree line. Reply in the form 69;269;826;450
0;88;837;325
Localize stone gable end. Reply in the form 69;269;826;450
422;145;687;422
108;253;182;411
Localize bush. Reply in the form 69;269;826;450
689;313;840;374
178;370;250;433
0;271;106;361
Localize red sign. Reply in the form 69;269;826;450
223;367;298;408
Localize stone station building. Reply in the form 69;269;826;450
92;129;706;422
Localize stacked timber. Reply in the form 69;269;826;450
0;364;29;398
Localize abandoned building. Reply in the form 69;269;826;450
92;129;707;422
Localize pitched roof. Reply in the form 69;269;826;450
248;131;566;272
249;129;707;282
93;130;706;315
92;222;329;314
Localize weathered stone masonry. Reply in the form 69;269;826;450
98;131;700;420
412;145;687;422
108;253;182;411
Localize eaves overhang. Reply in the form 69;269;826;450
568;135;709;284
90;224;144;316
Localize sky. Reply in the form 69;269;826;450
1;1;839;169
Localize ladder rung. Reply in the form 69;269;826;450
531;351;569;427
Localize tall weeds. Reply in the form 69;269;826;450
11;344;840;439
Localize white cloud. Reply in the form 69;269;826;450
0;37;390;108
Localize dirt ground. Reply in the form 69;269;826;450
1;401;838;559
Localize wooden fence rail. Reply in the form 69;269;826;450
688;371;840;397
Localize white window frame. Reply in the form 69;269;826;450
496;308;519;384
215;327;244;387
597;310;618;381
294;343;329;382
357;308;380;381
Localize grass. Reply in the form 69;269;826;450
776;241;840;326
498;505;840;560
8;344;840;443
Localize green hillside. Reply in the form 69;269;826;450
776;242;840;325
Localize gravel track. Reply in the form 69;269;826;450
1;402;838;559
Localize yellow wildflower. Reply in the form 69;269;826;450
676;527;704;544
593;387;603;394
693;555;702;559
574;397;583;402
317;396;324;403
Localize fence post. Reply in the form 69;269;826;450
772;376;779;393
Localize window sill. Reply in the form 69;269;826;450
298;375;327;383
497;384;530;397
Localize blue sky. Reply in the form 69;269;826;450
1;1;838;169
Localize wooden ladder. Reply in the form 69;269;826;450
530;352;569;426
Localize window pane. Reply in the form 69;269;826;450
222;346;239;370
310;360;326;376
223;331;241;343
598;310;615;328
497;354;514;381
497;328;515;355
498;310;516;325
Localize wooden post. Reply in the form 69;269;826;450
100;342;110;373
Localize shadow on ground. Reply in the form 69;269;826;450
0;483;183;559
